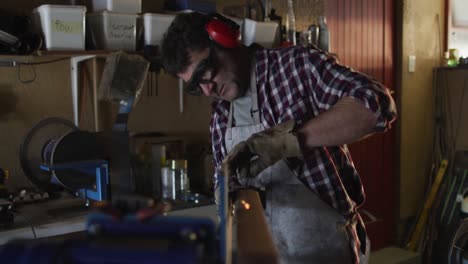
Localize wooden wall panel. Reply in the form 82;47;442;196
325;0;396;250
128;72;212;142
0;56;74;189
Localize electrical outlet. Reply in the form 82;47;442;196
408;55;416;73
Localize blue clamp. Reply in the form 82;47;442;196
40;159;109;201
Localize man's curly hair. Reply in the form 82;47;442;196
161;12;212;76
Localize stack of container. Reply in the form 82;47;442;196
31;1;142;51
32;1;279;52
242;18;278;48
87;0;142;51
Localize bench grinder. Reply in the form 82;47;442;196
19;52;149;202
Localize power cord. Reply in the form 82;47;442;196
21;57;70;65
17;63;36;84
15;57;71;84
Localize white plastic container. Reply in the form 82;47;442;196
142;13;175;47
87;11;140;51
32;5;86;51
91;0;141;13
453;0;468;27
242;18;278;48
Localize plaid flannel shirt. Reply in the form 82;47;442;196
210;45;396;263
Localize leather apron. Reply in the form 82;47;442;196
224;69;364;264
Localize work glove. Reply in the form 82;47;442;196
222;120;301;185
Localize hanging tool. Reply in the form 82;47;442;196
146;71;159;97
179;78;184;113
143;45;162;98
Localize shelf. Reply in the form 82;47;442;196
0;50;148;66
0;50;145;59
39;50;144;56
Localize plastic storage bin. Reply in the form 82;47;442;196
32;5;86;51
142;13;175;47
87;11;140;51
453;0;468;27
91;0;141;13
242;18;278;48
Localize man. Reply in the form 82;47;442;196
161;12;396;264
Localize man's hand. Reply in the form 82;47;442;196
222;120;301;182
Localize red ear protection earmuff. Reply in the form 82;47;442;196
205;14;241;48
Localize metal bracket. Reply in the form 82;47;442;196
40;159;109;201
70;55;96;127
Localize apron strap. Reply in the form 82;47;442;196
227;103;234;140
227;60;261;132
249;64;261;124
345;210;368;257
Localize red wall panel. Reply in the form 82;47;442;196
325;0;396;250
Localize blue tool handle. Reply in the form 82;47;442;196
218;172;230;264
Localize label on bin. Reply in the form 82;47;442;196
51;20;83;34
109;24;135;41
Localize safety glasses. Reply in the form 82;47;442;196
184;48;217;96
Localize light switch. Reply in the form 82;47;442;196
408;55;416;73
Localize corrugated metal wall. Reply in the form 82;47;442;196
325;0;396;250
327;0;393;85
